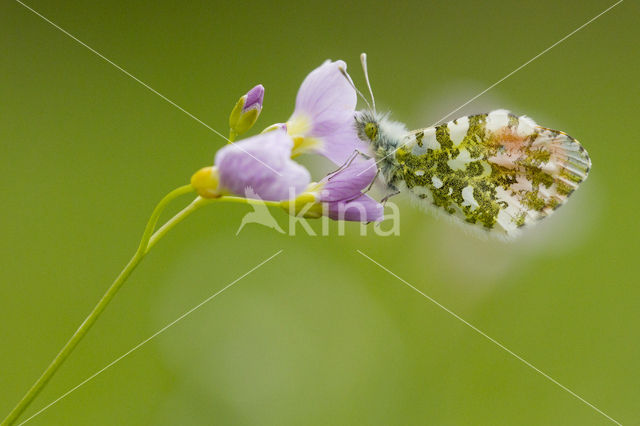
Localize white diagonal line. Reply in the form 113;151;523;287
356;250;623;426
357;0;623;177
18;250;284;426
433;0;623;125
14;0;282;177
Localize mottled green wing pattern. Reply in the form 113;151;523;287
394;110;591;237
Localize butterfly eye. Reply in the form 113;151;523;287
364;122;378;140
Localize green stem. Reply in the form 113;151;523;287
217;195;281;208
1;184;195;426
146;196;281;252
146;196;211;252
138;185;196;253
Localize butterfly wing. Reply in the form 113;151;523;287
394;109;591;237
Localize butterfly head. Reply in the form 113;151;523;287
355;109;381;143
355;109;406;152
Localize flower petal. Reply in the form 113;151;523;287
215;130;310;201
316;120;372;166
293;60;355;123
288;60;371;164
319;154;378;202
327;193;384;222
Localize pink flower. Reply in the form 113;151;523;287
285;60;372;165
198;60;385;223
215;130;310;201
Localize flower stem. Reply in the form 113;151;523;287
216;195;282;208
1;184;195;426
146;196;281;251
146;196;211;252
138;185;196;253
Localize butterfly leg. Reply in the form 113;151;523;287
327;150;371;180
381;190;400;204
363;168;381;194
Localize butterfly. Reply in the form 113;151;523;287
349;54;591;238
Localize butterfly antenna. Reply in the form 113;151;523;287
360;53;376;113
338;65;372;110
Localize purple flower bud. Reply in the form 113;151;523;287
229;84;264;139
243;84;264;113
215;129;310;201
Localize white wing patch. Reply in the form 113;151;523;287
447;149;475;171
431;176;444;188
447;116;469;146
516;115;537;136
461;186;479;210
423;128;440;150
486;109;511;132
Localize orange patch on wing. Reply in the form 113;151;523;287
491;127;530;154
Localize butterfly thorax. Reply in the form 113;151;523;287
355;110;408;189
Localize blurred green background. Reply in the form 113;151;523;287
1;0;639;424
